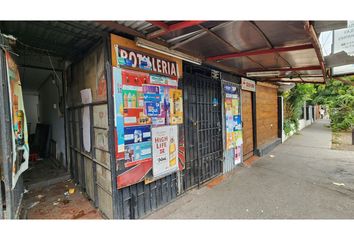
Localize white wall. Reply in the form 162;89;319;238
38;74;66;167
23;92;39;134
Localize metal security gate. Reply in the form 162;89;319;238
181;65;223;191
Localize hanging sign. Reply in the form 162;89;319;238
114;45;178;79
241;78;256;92
152;125;178;177
5;51;29;189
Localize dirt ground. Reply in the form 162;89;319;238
20;179;104;219
332;131;354;151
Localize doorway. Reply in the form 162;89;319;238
181;65;223;191
241;90;254;160
19;64;69;190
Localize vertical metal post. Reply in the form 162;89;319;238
90;104;99;207
103;34;119;219
78;106;86;190
62;70;69;170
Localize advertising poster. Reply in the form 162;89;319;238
113;67;125;158
143;84;167;125
169;88;183;124
124;125;151;145
234;146;242;165
111;34;184;189
123;108;151;126
5;51;29;189
224;84;243;151
152;125;179;177
124;141;152;166
150;74;178;87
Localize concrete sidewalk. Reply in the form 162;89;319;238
147;120;354;219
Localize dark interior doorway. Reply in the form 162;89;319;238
19;63;69;190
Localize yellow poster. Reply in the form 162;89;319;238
169;88;183;124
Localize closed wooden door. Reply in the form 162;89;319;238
241;90;254;159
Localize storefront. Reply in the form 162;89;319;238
1;21;327;219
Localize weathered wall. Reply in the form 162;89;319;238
68;43;106;106
256;83;278;147
67;42;112;218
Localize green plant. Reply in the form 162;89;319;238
283;84;316;135
313;77;354;131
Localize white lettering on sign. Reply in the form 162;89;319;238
241;78;256;92
117;46;178;78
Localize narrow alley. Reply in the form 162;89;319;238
147;120;354;219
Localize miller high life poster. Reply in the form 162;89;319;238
152;125;178;178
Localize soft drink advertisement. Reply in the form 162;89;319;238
124;125;151;145
143;84;167;125
152;125;178;177
124;141;152;166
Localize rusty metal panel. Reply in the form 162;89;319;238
95;148;111;169
93;104;108;129
94;128;109;152
96;164;112;194
84;157;95;200
97;186;113;219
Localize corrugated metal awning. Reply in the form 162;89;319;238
0;20;335;84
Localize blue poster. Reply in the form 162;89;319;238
124;125;151;145
124;141;152;162
113;67;125;154
145;102;161;116
233;115;242;130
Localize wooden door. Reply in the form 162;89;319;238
241;90;254;159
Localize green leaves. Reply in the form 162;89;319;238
313;77;354;131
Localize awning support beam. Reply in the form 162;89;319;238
304;21;327;82
147;21;207;39
245;65;322;73
207;43;314;61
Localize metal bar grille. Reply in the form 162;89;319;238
182;65;223;191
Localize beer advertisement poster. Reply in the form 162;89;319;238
152;125;178;177
169;88;183;124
